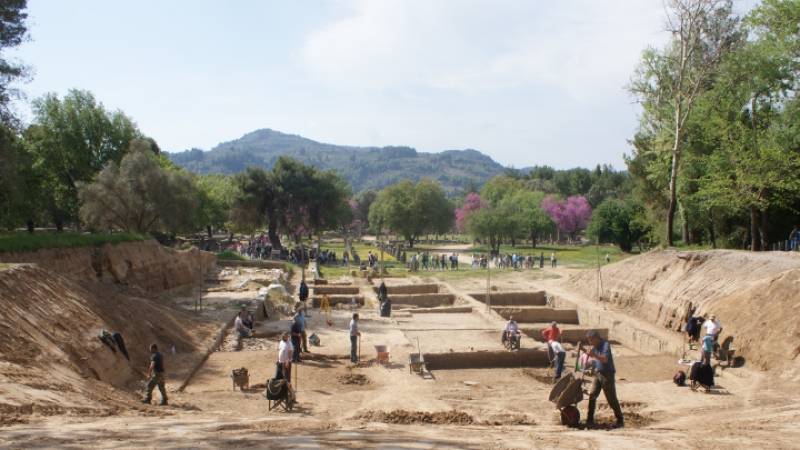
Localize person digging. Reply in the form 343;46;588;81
142;343;168;406
584;330;623;428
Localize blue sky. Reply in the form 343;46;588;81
10;0;757;169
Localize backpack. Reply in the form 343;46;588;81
673;370;687;386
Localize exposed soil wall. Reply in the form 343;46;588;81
0;265;216;418
470;291;546;306
379;284;440;295
492;307;579;324
313;285;360;295
568;250;800;371
0;239;215;293
423;349;549;370
521;327;609;344
391;294;455;308
311;295;365;307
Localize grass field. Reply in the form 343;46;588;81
216;249;247;261
463;244;633;268
0;232;148;253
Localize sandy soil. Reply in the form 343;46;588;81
2;253;800;449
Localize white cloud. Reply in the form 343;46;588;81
301;0;666;98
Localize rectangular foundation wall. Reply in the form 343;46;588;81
423;349;550;370
391;293;455;308
493;307;579;324
313;285;360;295
522;327;609;344
378;284;440;295
312;295;364;307
470;291;547;306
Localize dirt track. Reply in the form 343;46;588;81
2;249;800;449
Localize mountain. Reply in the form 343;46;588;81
167;129;507;193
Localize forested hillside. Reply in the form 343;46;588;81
168;129;506;193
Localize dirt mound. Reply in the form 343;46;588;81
569;250;800;372
337;373;370;385
357;409;474;425
0;264;216;424
0;239;215;293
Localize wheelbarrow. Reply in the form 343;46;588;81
549;372;584;426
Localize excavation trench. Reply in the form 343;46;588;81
313;285;360;295
423;349;550;370
392;293;455;308
493;306;579;324
470;291;547;306
377;283;440;295
311;295;365;307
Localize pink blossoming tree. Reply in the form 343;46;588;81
455;192;486;233
541;195;592;241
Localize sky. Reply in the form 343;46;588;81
9;0;757;169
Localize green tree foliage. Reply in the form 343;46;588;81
588;199;650;252
0;0;28;125
230;167;271;237
464;176;555;252
77;139;198;234
195;174;236;237
26;90;141;228
369;179;453;247
629;0;742;246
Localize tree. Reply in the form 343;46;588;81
510;190;554;248
27;90;141;228
0;0;28;125
629;0;741;246
587;199;650;252
369;179;453;247
195;174;236;238
541;195;592;241
696;1;800;250
230;167;279;246
78;139;198;234
455;192;485;233
352;190;377;232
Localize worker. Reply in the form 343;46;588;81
295;307;309;353
290;313;303;362
704;314;722;343
141;343;168;405
349;313;361;363
298;280;309;303
541;321;561;343
233;308;253;339
276;332;293;387
502;316;521;348
550;340;566;381
585;330;623;428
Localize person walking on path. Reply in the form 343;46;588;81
349;313;361;363
142;343;168;405
539;252;544;269
550;252;557;268
585;330;624;428
298;280;309;303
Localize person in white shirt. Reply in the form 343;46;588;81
275;332;293;383
550;340;567;380
704;314;722;341
349;313;361;363
502;316;521;349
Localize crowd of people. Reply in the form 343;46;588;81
407;252;460;271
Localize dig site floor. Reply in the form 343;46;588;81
4;264;800;449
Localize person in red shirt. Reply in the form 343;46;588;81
541;321;561;343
